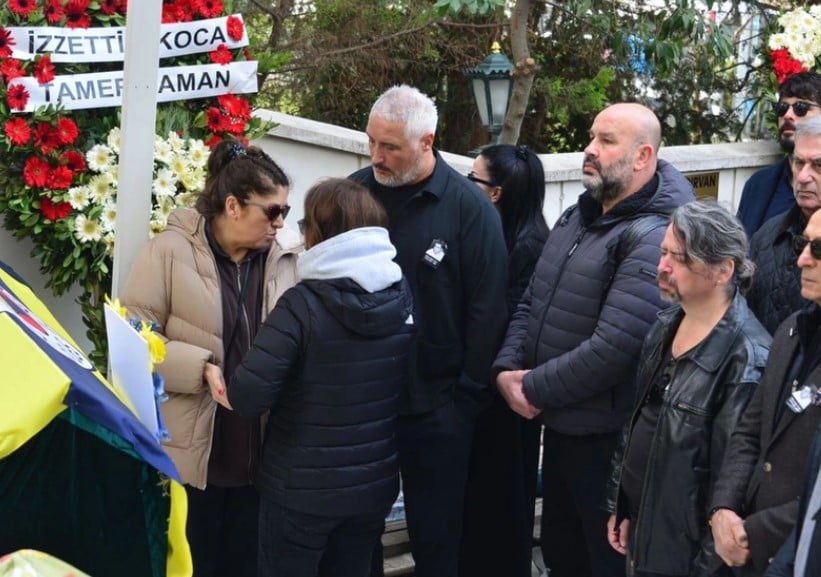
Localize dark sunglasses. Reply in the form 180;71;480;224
772;100;821;117
245;201;290;221
793;234;821;259
467;171;496;188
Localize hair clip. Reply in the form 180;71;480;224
227;143;246;161
515;145;529;160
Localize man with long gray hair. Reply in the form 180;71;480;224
606;200;772;576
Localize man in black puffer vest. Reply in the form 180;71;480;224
493;103;694;577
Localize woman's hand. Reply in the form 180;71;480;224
204;362;233;410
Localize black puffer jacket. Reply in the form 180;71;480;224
606;293;771;577
746;206;808;335
493;160;695;434
229;228;415;517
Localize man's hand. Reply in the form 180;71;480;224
204;362;233;410
607;514;630;555
711;508;750;568
496;370;541;419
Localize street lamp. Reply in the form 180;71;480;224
463;42;514;144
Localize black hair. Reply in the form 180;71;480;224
780;72;821;105
479;144;549;252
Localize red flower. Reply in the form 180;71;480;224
8;0;37;17
206;107;228;132
224;117;247;136
198;0;224;18
6;84;30;111
0;27;16;59
218;94;251;119
210;44;233;65
4;117;31;146
34;55;56;85
47;166;74;190
65;0;92;29
771;48;808;85
40;197;73;221
45;0;66;24
60;149;87;173
1;59;26;82
205;134;223;147
55;118;80;145
24;157;51;188
100;0;121;16
226;15;244;41
33;122;61;154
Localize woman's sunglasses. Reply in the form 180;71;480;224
467;171;496;188
245;201;290;221
793;234;821;259
772;101;821;118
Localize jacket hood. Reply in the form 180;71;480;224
297;227;402;293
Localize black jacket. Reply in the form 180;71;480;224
229;276;414;517
607;292;771;576
493;160;695;434
737;158;795;239
747;206;808;335
350;153;509;419
506;223;549;315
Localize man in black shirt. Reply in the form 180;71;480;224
349;84;509;577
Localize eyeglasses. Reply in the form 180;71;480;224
793;234;821;259
467;172;496;188
772;100;821;117
245;201;290;221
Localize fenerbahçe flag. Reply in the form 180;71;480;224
0;261;191;577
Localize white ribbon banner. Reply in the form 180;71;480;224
9;61;259;113
8;14;249;63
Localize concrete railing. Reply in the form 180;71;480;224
0;110;784;350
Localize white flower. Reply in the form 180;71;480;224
187;139;210;167
769;7;821;69
149;219;167;238
169;153;190;179
68;186;91;210
106;127;121;153
88;174;114;205
86;144;114;172
154;137;174;165
179;167;206;192
74;214;103;243
102;232;116;256
153;168;179;197
166;131;185;152
100;202;117;232
176;191;198;207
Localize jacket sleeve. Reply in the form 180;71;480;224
522;225;666;409
453;193;510;419
228;288;307;416
120;238;214;396
492;277;534;374
764;528;796;577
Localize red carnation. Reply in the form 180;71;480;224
40;197;73;222
0;27;16;59
206;107;228;132
9;0;37;17
55;118;79;145
226;15;244;41
34;122;61;155
6;84;30;111
210;44;233;65
34;55;56;85
1;59;26;82
47;166;75;190
65;0;93;29
218;94;251;119
4;117;31;146
45;0;66;24
771;48;808;85
24;157;51;188
60;149;87;173
198;0;224;18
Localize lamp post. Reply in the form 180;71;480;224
463;42;514;144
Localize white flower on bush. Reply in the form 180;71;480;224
71;129;208;245
769;7;821;69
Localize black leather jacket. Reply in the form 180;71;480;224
607;292;771;576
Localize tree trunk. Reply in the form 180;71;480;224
499;0;535;145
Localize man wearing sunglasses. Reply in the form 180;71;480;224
711;180;821;576
737;72;821;238
746;116;821;335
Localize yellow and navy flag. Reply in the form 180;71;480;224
0;261;191;577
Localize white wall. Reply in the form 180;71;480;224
0;109;784;352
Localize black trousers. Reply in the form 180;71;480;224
185;484;259;577
258;497;387;577
540;428;625;577
459;395;541;577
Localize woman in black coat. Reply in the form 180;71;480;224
226;178;414;577
460;144;551;577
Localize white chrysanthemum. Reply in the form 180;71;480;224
179;167;206;192
169;153;190;178
176;191;198;207
88;174;114;205
86;144;114;172
74;214;103;243
103;163;120;186
100;203;117;233
106;127;121;153
153;195;176;219
187;140;210;167
153;168;178;197
68;186;91;210
154;138;174;165
167;131;185;152
102;232;116;256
